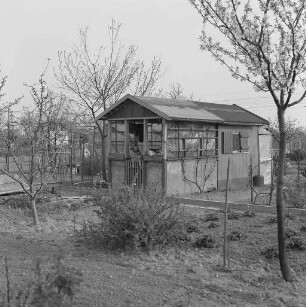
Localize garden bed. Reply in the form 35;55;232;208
1;188;306;306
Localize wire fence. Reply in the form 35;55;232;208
0;127;105;186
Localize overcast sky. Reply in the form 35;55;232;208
1;0;305;126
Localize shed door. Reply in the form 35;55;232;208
259;128;272;184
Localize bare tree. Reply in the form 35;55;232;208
0;72;21;115
189;0;306;281
0;75;67;225
269;117;299;148
167;83;194;100
0;74;7;104
56;20;164;180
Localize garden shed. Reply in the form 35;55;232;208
96;94;270;195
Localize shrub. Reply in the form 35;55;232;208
285;228;298;238
218;209;240;220
30;255;83;306
204;212;219;222
285;213;295;220
283;183;305;208
300;225;306;232
287;150;306;162
242;210;256;217
228;230;246;241
80;185;189;251
1;194;31;210
185;219;201;233
261;246;279;259
0;255;82;307
207;222;219;229
287;237;306;251
194;235;217;249
264;216;278;224
227;211;240;220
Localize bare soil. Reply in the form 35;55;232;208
1;187;306;306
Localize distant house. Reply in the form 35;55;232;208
96;94;271;195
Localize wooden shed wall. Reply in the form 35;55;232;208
166;158;217;195
218;125;259;190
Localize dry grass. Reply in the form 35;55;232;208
0;187;306;306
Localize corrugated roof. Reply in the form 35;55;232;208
96;94;269;125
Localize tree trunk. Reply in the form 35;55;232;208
30;194;39;225
96;121;107;181
276;107;292;281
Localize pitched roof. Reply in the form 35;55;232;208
96;94;269;125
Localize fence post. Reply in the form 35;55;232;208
92;126;95;183
81;143;84;182
70;130;73;185
223;158;230;268
250;155;254;204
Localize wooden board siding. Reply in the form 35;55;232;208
145;161;162;189
218;125;259;190
107;99;158;119
110;160;126;189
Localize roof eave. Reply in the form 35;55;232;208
95;94;171;121
222;121;267;126
232;104;269;125
167;117;224;123
95;94;132;122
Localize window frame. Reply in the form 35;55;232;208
221;130;249;154
167;122;218;159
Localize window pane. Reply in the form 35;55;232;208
222;131;233;154
110;121;125;154
233;133;240;151
148;121;162;153
184;138;199;152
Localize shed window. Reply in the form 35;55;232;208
148;120;162;154
221;131;249;154
110;120;125;154
129;121;144;154
167;122;217;158
233;133;240;152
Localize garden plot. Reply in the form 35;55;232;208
0;189;306;306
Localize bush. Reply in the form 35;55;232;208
207;222;219;229
264;216;278;224
283;183;305;208
287;150;306;162
227;211;240;220
0;194;31;210
285;228;298;238
228;230;246;241
204;212;219;222
218;209;239;220
261;246;279;259
300;225;306;232
185;218;201;233
242;210;256;217
80;185;189;251
287;237;306;251
285;212;296;220
194;235;217;249
0;255;82;307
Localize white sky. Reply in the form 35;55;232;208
0;0;305;126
